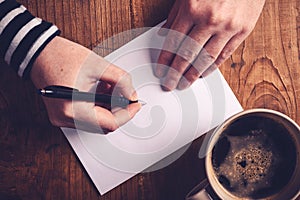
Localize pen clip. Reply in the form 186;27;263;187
44;85;79;92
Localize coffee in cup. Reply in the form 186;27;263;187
186;109;300;200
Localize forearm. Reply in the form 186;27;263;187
0;0;60;78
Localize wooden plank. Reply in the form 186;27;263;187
221;0;300;124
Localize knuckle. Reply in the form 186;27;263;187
224;20;239;31
188;70;201;81
241;25;253;35
206;13;238;30
197;51;216;66
216;48;234;65
165;36;182;53
117;69;129;79
177;46;199;63
215;58;225;66
113;67;126;77
203;65;218;77
206;12;226;26
186;0;199;15
208;16;222;26
118;71;132;85
191;64;205;75
220;49;232;59
123;73;132;83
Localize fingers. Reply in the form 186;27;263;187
76;53;141;133
162;30;231;90
162;26;212;90
94;102;141;132
80;52;137;100
80;53;141;132
160;29;245;90
154;0;261;91
156;15;238;90
95;63;137;101
155;15;193;79
66;88;141;133
202;32;248;77
180;33;231;85
96;81;112;94
93;62;141;131
215;31;249;66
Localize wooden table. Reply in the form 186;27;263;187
1;0;299;199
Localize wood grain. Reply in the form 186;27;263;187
221;0;300;123
0;0;299;199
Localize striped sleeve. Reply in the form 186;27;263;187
0;0;60;78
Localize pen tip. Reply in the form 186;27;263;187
138;100;147;106
37;89;45;95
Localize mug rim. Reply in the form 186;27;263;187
205;108;300;200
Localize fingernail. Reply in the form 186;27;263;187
158;28;168;36
163;79;177;91
178;79;190;90
131;91;138;101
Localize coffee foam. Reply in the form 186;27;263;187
211;116;297;199
214;131;280;197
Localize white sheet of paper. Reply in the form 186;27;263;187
62;23;243;195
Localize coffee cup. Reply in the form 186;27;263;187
186;109;300;200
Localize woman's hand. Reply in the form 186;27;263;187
155;0;265;90
31;36;141;133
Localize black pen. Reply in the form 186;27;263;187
37;85;146;108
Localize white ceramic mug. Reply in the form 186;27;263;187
186;109;300;200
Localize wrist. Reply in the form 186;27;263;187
30;36;91;89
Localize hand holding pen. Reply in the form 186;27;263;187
38;85;146;108
31;37;142;133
